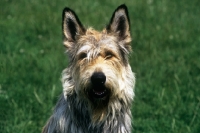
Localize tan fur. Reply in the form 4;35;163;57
43;4;135;133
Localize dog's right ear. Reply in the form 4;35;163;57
62;7;85;48
106;4;131;42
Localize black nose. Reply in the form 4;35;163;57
91;72;106;85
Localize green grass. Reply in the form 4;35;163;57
0;0;200;132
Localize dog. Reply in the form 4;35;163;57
42;4;135;133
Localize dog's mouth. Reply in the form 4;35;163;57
88;72;110;100
92;87;107;98
89;86;109;99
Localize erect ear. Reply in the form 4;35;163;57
62;7;85;48
106;4;131;42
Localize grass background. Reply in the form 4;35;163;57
0;0;200;132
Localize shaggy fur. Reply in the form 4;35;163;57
43;4;135;133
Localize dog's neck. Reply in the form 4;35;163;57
53;93;132;133
55;68;133;133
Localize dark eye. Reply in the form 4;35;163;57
105;51;114;59
78;53;87;60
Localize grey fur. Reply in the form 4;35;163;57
43;4;135;133
43;67;134;133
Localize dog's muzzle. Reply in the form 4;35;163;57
90;72;109;99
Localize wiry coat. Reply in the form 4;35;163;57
43;4;135;133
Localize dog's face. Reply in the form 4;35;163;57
72;30;130;103
62;5;134;118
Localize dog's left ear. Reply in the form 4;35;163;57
62;7;86;48
106;4;131;43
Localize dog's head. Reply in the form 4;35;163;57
62;4;135;122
